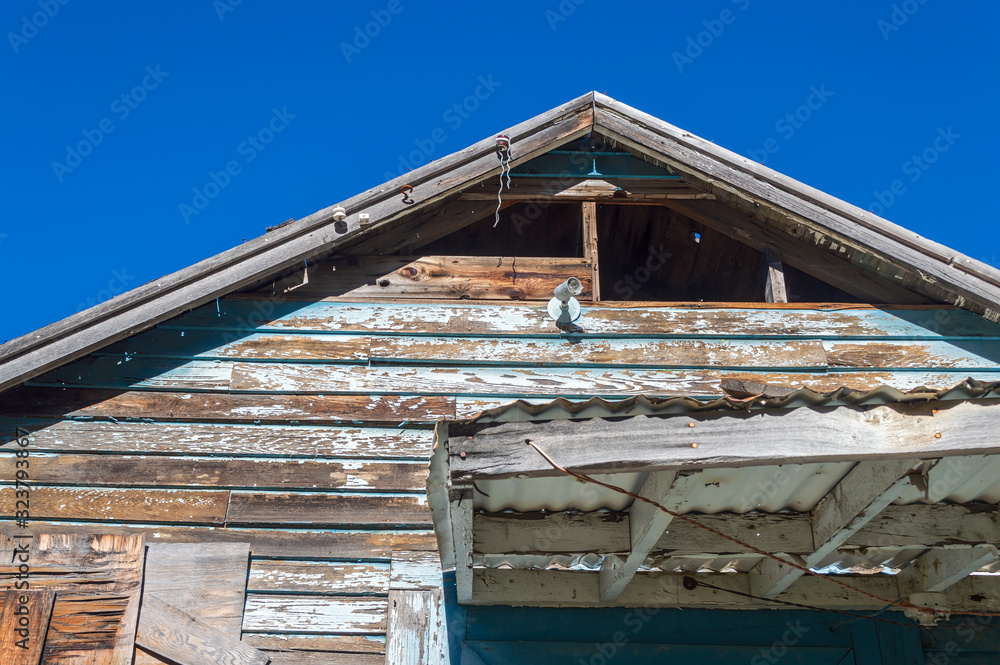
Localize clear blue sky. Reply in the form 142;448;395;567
2;1;997;342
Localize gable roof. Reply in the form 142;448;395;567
3;92;1000;393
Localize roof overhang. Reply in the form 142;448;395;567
429;387;1000;621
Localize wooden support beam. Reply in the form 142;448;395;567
470;567;1000;613
599;471;677;602
474;503;1000;558
449;487;474;603
750;459;916;599
582;202;600;301
451;401;1000;481
901;546;1000;594
386;552;448;665
763;247;787;303
459;177;712;203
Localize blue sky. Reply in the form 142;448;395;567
1;0;997;342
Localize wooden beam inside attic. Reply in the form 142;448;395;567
459;177;715;203
599;471;677;602
581;202;600;301
749;458;916;599
763;247;788;303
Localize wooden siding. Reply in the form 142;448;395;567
3;299;1000;660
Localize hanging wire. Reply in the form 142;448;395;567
523;438;1000;621
494;134;512;227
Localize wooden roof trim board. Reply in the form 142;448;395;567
0;93;596;394
591;93;1000;318
5;91;1000;393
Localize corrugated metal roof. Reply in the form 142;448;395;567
463;379;1000;424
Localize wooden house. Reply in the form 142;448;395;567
2;92;1000;664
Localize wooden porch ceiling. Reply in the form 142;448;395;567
436;399;1000;621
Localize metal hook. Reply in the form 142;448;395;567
401;185;414;205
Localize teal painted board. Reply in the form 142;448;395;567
923;655;997;665
921;615;1000;655
28;356;1000;397
464;640;853;665
171;300;1000;339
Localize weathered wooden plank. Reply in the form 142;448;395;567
0;93;595;394
385;589;448;665
0;454;428;492
469;568;900;609
0;590;54;665
825;340;1000;369
389;551;443;591
0;419;434;460
139;543;251;645
101;329;371;362
262;255;593;302
34;357;233;391
0;487;230;524
43;593;135;664
370;336;829;369
242;633;385;654
0;522;436;559
475;511;631;555
5;534;147;665
260;651;384;665
233;362;1000;398
136;594;268;665
248;560;389;595
452;400;1000;480
0;387;454;425
92;334;833;369
242;595;387;633
227;492;431;526
174;300;1000;338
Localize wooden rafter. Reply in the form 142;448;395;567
599;470;678;602
749;459;916;599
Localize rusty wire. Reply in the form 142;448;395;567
523;438;1000;620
